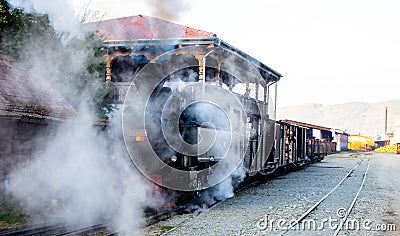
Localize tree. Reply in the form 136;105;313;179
0;0;113;120
62;32;114;120
0;0;54;57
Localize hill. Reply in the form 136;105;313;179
277;100;400;136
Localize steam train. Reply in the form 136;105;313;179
105;38;332;193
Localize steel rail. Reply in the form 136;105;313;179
279;158;365;235
0;223;65;236
55;223;110;236
333;158;371;236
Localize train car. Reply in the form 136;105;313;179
275;121;308;169
279;119;337;162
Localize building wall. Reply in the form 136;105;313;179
339;134;348;151
0;118;57;179
394;116;400;144
348;135;375;151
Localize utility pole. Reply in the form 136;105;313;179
385;107;388;135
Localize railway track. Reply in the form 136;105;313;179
279;156;371;235
0;210;166;236
0;222;114;236
0;223;65;236
158;195;237;235
0;197;229;236
143;162;310;235
0;161;312;236
158;179;264;235
0;205;188;236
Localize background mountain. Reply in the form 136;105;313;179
277;100;400;136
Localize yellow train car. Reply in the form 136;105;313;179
348;135;376;151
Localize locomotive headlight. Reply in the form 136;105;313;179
171;155;178;162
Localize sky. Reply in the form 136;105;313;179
69;0;400;108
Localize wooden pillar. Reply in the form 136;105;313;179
105;55;113;82
215;65;221;86
194;53;205;81
264;87;267;102
199;61;204;81
255;82;259;100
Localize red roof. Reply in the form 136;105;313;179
87;15;214;41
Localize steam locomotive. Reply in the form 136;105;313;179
105;38;331;193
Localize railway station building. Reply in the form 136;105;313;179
0;52;76;180
87;15;280;104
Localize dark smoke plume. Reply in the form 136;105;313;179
144;0;191;21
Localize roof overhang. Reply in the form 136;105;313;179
102;37;282;83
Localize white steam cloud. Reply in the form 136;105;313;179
5;0;164;233
5;1;250;232
9;113;162;231
8;0;83;40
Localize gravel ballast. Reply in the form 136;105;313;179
144;153;400;236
